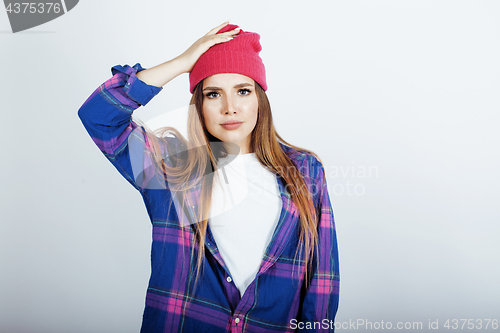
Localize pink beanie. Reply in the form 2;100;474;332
189;24;267;93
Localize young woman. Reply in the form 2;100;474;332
78;22;340;333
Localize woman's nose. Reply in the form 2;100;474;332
223;95;236;114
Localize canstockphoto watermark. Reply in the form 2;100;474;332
140;105;379;198
290;318;499;330
325;162;379;196
3;0;79;33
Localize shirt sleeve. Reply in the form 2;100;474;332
297;157;340;332
77;63;168;192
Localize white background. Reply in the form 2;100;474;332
1;1;499;332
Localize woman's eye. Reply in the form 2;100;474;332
205;92;219;99
239;88;252;96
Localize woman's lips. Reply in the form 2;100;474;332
221;121;243;130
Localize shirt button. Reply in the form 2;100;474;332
234;318;240;324
226;276;232;283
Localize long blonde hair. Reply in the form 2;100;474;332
137;80;322;289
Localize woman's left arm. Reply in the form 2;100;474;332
298;158;340;332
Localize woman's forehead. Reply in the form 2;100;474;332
203;73;254;88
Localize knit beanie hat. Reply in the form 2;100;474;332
189;24;267;93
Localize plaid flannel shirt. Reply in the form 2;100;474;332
78;63;340;332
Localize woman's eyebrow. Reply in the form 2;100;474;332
203;83;254;91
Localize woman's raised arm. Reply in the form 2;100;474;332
77;22;241;191
136;22;240;87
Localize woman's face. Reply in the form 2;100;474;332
202;73;259;154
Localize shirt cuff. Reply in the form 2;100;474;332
111;63;163;106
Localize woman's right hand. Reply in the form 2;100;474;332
136;22;240;88
176;22;240;73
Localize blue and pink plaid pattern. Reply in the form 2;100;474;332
78;63;340;332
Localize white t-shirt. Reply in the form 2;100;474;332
208;153;282;297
